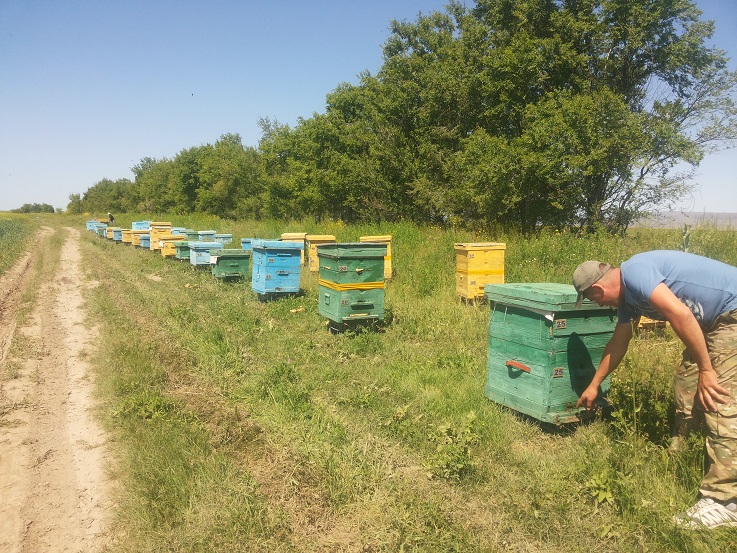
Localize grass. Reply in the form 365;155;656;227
0;213;35;276
40;214;737;551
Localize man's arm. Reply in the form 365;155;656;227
649;283;729;412
577;321;633;409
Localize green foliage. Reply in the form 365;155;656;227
0;216;33;276
71;1;736;234
425;412;481;480
10;202;55;213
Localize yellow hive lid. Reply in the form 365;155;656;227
454;242;506;250
306;234;336;241
281;232;307;239
150;221;172;226
360;235;392;241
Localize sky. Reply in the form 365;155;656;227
0;0;735;213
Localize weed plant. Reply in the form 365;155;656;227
71;217;737;552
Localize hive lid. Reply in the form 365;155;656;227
454;242;506;251
251;239;304;250
359;235;392;242
317;243;388;259
188;241;223;248
484;282;610;312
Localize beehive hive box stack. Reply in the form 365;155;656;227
484;282;616;424
139;234;151;249
131;221;151;230
148;222;172;251
241;238;254;252
211;249;251;280
306;235;336;272
130;229;148;246
281;232;308;264
214;233;234;245
174;241;191;260
359;235;393;280
251;239;303;298
188;241;224;266
121;229;133;244
197;230;216;242
159;234;186;257
455;242;506;301
317;243;387;332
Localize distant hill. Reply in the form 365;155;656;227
634;211;737;229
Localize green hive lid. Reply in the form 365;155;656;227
484;282;607;312
317;242;387;259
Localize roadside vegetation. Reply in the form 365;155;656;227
0;214;36;275
51;213;733;552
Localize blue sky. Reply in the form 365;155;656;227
0;0;735;213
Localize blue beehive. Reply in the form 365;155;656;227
131;221;151;230
251;239;303;297
241;238;253;251
189;241;224;266
171;227;186;235
214;233;233;245
197;230;216;242
112;228;124;242
139;234;151;248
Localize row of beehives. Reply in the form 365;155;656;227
85;220;398;333
84;219;651;425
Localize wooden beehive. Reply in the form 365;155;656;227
484;283;616;424
455;242;506;300
317;243;387;331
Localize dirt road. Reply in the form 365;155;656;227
0;227;114;552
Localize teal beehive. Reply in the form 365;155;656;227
317;243;387;332
211;249;251;279
484;283;616;424
189;241;224;266
251;239;303;298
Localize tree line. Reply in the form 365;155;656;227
67;0;737;234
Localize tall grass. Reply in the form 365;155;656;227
73;218;737;552
0;214;34;276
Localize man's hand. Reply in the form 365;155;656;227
698;369;730;412
576;385;599;410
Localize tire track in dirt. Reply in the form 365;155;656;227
0;226;114;553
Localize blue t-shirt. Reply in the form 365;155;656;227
618;250;737;328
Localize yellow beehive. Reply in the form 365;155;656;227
121;229;133;244
638;316;668;331
281;232;308;264
148;221;172;251
306;234;336;272
130;229;148;246
454;242;506;300
359;235;393;280
158;234;185;257
105;227;115;240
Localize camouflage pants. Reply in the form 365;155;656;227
674;309;737;502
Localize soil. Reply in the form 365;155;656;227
0;226;114;553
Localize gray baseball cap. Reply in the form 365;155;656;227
573;261;611;307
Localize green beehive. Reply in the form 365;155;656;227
317;243;387;331
211;249;251;279
484;283;616;424
174;241;191;260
